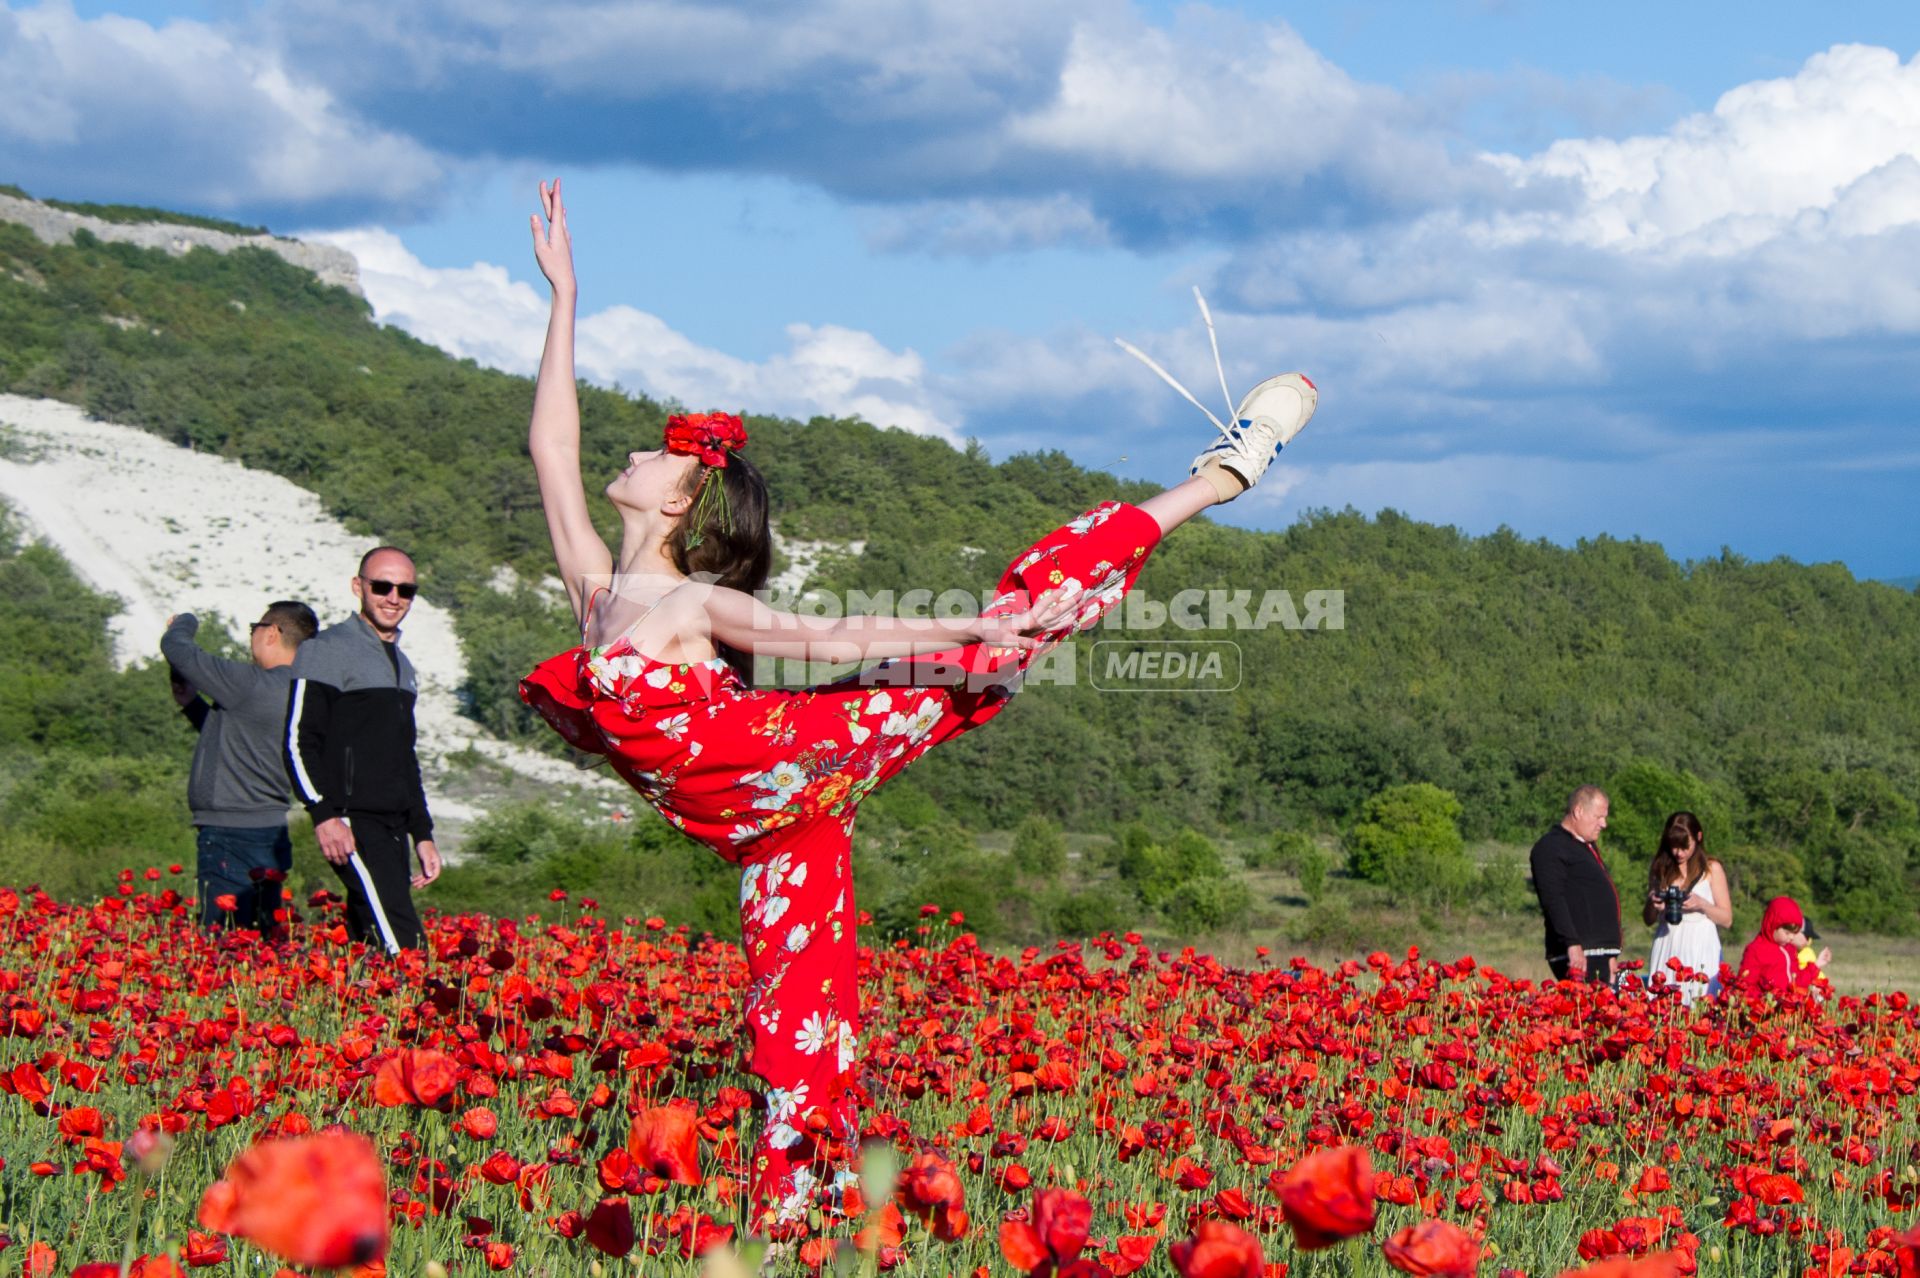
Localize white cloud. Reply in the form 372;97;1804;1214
1482;44;1920;255
1006;12;1432;191
313;228;959;440
988;42;1920;443
249;0;1468;236
0;1;442;217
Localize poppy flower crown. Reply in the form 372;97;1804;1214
662;412;748;549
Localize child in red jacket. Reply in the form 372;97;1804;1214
1736;896;1832;994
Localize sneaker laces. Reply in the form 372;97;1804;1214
1114;286;1243;445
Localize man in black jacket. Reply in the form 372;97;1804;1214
286;546;440;952
1529;785;1622;985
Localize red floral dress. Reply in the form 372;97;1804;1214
520;500;1163;1225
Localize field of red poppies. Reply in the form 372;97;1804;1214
1;873;1917;1278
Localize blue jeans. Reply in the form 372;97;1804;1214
196;824;292;934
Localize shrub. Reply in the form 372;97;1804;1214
1049;887;1128;939
0;750;193;868
863;782;943;832
1008;814;1067;879
464;801;608;866
1605;760;1733;867
907;855;1005;939
1718;841;1809;908
1475;850;1535;916
1291;896;1367;950
1167;828;1226;881
1115;826;1176;909
1260;830;1320;874
1812;830;1917;934
1296;844;1329;902
1164;877;1251;934
545;838;737;938
1346;783;1470;908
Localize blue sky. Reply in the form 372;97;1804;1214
6;0;1920;578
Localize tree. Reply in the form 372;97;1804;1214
1009;814;1067;879
1347;784;1463;880
1604;760;1732;871
1346;783;1472;906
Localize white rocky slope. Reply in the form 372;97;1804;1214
0;395;625;835
0;192;361;294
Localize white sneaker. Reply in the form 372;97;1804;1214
1114;287;1318;503
1190;372;1317;496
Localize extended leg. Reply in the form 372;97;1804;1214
737;822;861;1231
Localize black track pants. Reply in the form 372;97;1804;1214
336;811;425;952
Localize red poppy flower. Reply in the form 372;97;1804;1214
900;1150;970;1242
855;1201;907;1252
182;1231;229;1267
585;1197;636;1258
57;1106;105;1141
1101;1235;1159;1277
1001;1188;1094;1274
663;412;748;468
628;1103;701;1185
1383;1221;1479;1277
370;1049;458;1109
1894;1226;1920;1278
478;1151;522;1184
1276;1145;1377;1250
1169;1220;1264;1278
197;1131;388;1267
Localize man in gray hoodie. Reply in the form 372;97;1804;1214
162;601;318;933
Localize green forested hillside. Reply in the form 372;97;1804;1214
2;213;1917;933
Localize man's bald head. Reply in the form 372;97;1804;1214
352;546;417;640
1562;785;1610;843
358;545;414;579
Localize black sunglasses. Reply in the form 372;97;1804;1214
363;578;418;599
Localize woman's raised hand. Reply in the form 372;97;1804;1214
530;178;575;295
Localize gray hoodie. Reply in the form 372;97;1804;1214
160;614;295;828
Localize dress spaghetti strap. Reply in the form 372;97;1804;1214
582;580;683;653
580;585;612;644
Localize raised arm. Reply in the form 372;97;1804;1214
527;178;613;622
699;582;1085;664
160;613;262;708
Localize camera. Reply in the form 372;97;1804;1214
1659;886;1688;926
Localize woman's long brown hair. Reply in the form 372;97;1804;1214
665;453;772;678
1647;810;1708;894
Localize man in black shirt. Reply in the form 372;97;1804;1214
1529;785;1622;985
286;546;440;952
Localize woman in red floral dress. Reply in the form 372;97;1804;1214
517;180;1317;1228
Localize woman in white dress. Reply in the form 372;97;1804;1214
1643;812;1733;1004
